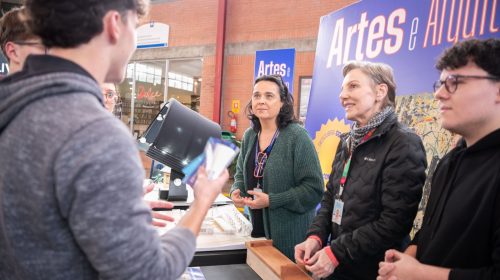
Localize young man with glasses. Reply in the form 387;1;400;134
378;38;500;280
0;7;47;74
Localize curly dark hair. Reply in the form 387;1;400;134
245;74;297;133
23;0;149;48
436;38;500;78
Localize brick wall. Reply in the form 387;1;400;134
148;0;219;47
225;0;355;43
199;56;216;117
142;0;357;139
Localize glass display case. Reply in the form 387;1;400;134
117;58;202;138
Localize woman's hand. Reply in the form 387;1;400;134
244;190;269;209
305;247;336;279
295;238;321;264
230;189;245;208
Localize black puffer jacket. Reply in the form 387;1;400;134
307;113;427;280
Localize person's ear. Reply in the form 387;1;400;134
376;83;388;102
103;11;123;44
495;82;500;104
4;41;20;64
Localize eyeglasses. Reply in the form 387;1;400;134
13;40;48;54
103;89;117;100
253;152;268;178
433;74;500;94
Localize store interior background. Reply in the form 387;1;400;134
0;0;357;190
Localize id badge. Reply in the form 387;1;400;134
332;199;344;225
253;186;263;200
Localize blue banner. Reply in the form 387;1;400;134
254;48;296;94
0;53;8;78
305;0;499;199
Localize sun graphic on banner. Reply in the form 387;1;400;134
313;118;350;186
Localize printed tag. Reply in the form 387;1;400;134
332;199;344;225
252;186;263;200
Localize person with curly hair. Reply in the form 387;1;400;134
378;39;500;280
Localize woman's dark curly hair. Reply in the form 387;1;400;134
245;74;297;133
23;0;149;48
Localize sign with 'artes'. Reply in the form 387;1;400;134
305;0;499;206
0;53;9;78
254;48;295;95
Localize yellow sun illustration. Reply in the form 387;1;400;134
312;118;350;186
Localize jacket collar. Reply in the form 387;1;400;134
372;112;397;137
1;54;94;84
340;111;398;141
456;128;500;153
0;56;101;135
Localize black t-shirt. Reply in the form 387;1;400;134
246;137;265;238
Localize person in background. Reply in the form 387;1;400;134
101;83;118;113
377;38;500;280
295;61;427;280
101;82;123;118
0;6;46;74
100;82;170;227
0;1;228;279
230;74;324;259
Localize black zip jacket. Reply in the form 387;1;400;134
307;113;427;280
413;128;500;280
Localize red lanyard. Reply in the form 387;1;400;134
338;129;375;197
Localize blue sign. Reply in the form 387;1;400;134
0;53;9;77
305;0;499;182
306;0;499;136
254;48;295;94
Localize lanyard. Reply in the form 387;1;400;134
338;129;375;197
254;129;280;165
253;129;280;187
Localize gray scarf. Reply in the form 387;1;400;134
349;106;394;148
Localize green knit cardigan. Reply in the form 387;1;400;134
231;123;324;259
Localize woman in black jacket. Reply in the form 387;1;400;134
295;61;427;280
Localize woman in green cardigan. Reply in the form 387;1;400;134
230;74;324;259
